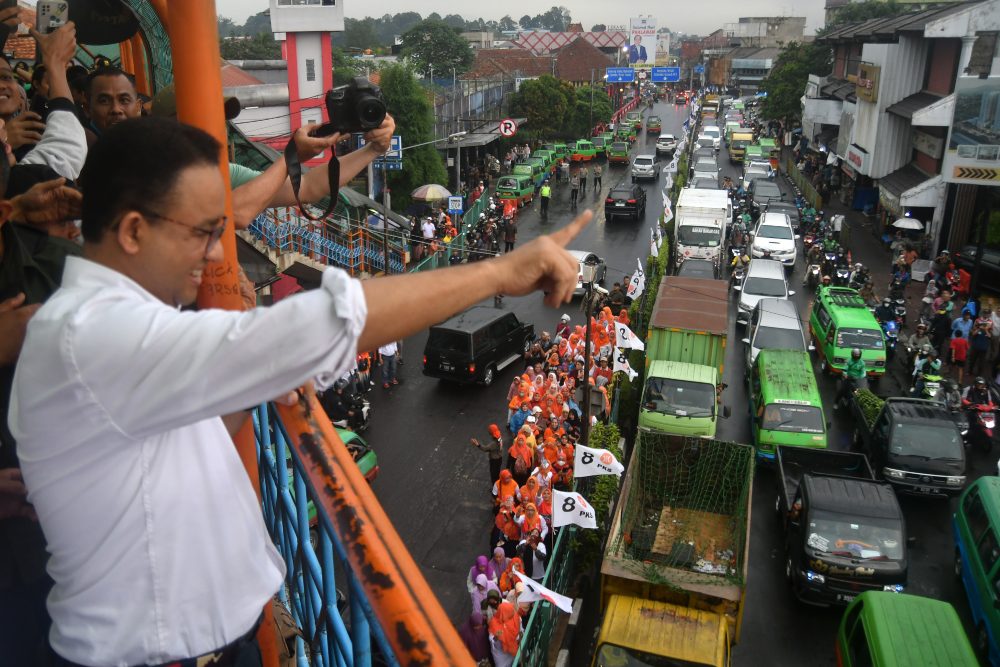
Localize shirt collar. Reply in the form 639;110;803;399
61;256;165;305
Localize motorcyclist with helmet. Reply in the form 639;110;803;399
911;349;942;397
321;378;365;430
905;323;931;360
874;297;896;325
834;348;867;410
963;377;998;409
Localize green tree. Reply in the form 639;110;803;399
217;16;238;38
378;63;448;210
591;24;607;32
509;75;576;139
242;11;272;36
499;15;517;31
539;6;572;31
825;0;907;28
519;15;536;30
343;18;379;51
399;19;475;77
759;41;832;124
568;85;613;136
331;47;363;87
220;33;281;60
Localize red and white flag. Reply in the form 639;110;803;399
574;442;625;478
514;571;574;613
551;489;598;529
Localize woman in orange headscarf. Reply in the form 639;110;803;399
617;308;630;325
508;434;535;484
516;502;548;540
488;601;522;666
498;557;524;594
492;469;519;507
519;476;540;508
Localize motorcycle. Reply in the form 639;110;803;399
802;231;817;252
888;278;907;326
912;372;944;400
833;265;851;287
730;247;748;287
806;263;822;290
964;401;997;452
882;320;899;360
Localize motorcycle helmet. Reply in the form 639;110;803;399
927;349;938;359
882;298;892;307
560;314;571;322
854;263;863;271
916;322;927;331
976;377;987;387
334;378;349;391
921;343;933;355
821;275;832;285
851;348;862;359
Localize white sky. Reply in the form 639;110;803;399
214;1;827;36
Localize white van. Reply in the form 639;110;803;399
751;211;799;267
735;259;794;326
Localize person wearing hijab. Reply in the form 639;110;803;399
487;546;508;582
516;502;548;540
494;497;521;557
492;469;520;507
466;555;490;594
489;601;522;667
481;588;502;622
519;476;541;508
508;433;535;484
471;424;504;485
458;611;490;662
470;572;499;613
498;557;524;594
617;308;630;325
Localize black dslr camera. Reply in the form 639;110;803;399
315;76;387;136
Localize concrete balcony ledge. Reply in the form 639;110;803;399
801;96;844;125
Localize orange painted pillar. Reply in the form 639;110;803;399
129;32;150;97
163;3;278;665
118;38;133;76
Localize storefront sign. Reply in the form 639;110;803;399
879;188;902;217
846;144;870;175
943;75;1000;185
912;130;944;159
856;63;880;103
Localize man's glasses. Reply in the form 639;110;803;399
142;211;227;257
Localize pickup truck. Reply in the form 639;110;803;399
850;393;967;496
776;446;907;606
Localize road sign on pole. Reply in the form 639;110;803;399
651;66;681;83
447;196;463;215
606;67;635;83
498;118;518;137
693;64;705;74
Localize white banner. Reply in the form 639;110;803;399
662;195;673;224
654;225;663;248
650;229;658;257
573;443;625;478
666;158;678;174
551;489;598;529
625;258;645;299
663;174;673;193
614;321;645;351
514;571;574;613
612;345;638;381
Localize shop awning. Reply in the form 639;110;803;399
338;187;409;229
879;163;943;212
447;117;528;149
886;91;945;122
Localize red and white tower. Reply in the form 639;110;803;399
269;0;342;166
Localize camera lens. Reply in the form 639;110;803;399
356;95;387;130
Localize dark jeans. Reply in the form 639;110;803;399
381;353;397;384
504;241;515;252
540;196;549;215
594;176;601;190
0;576;52;667
570;189;579;205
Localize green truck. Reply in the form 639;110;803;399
640;276;730;438
596;434;754;666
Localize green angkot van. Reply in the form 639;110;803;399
512;162;543;189
954;476;1000;663
607;141;630;164
494;174;534;207
531;150;556;174
551;142;569;163
744;144;765;163
836;592;978;667
591;135;608;158
810;286;886;377
571;140;596;162
748;349;827;462
625;110;641;129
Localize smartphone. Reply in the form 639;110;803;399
36;0;69;35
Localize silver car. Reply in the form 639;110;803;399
742;298;811;370
734;259;794;326
631;154;658;182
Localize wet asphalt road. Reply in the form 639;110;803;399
360;98;995;665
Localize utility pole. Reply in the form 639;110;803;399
589;69;595;130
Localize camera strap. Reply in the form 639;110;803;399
284;138;341;221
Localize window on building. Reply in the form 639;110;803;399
845;44;862;79
306;59;316;82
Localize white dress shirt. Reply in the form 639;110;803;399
9;257;367;666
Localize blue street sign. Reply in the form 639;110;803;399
374;160;402;171
693;65;705;74
386;135;402;159
447;196;464;215
606;67;635;83
650;66;681;83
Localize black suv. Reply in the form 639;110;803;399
605;182;646;221
422;307;534;386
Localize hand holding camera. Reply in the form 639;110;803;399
314;76;394;153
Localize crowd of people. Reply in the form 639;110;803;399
456;306;628;665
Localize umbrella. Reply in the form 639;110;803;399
410;184;452;201
892;218;923;230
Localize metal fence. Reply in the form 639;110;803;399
254;403;397;667
513;523;577;666
784;155;824;211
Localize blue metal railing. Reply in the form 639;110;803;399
253;403;397;667
409;195;486;273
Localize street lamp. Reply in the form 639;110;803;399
617;44;629;66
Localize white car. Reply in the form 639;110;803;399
631;154;658;182
735;259;794;326
655;134;677;156
701;126;722;150
751;212;798;267
741;162;772;190
743;298;811;370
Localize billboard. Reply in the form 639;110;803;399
943;76;1000;185
628;17;656;68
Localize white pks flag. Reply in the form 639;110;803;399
650;229;658;257
573;442;626;478
614;321;645;351
612;346;638;381
625;258;645;299
663;173;674;193
551;489;598;529
662;195;673;224
514;571;575;613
